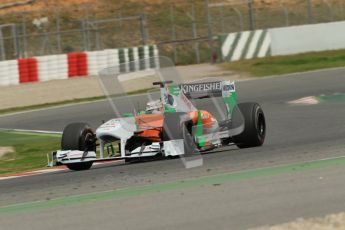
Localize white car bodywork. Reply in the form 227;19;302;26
48;80;239;167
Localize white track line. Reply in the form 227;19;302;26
0;128;62;134
0;160;123;181
288;96;319;105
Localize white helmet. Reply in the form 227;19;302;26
145;99;162;113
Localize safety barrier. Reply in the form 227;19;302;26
86;45;158;76
18;58;38;83
37;55;68;81
0;60;19;86
0;45;159;86
67;52;88;77
219;30;271;62
220;21;345;61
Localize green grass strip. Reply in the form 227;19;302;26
316;93;345;103
220;49;345;77
2;130;61;138
1;156;345;215
0;131;60;175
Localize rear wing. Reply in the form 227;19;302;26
156;80;237;119
180;81;237;119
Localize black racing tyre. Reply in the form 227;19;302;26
61;122;95;151
125;156;162;164
61;122;95;171
232;102;266;148
124;158;141;164
162;112;198;156
66;162;93;171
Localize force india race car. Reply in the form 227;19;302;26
48;79;266;171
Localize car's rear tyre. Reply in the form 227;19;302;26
233;102;266;148
61;122;95;171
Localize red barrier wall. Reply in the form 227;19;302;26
28;58;38;82
77;52;88;76
18;58;38;83
18;59;29;83
68;52;88;77
67;53;78;77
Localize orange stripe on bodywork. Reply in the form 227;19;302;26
135;114;164;141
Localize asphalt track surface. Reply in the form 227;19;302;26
1;68;345;230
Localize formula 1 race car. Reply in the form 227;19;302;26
48;79;266;171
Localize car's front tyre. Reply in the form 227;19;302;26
61;122;95;171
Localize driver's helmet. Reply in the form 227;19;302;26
145;99;162;114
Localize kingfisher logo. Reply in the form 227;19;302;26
180;82;222;94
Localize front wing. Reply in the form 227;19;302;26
48;139;185;167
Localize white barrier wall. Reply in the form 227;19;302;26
0;60;19;86
86;50;108;76
37;55;68;82
86;45;158;76
269;21;345;56
0;45;160;87
220;30;271;61
106;49;119;69
220;20;345;61
56;54;69;80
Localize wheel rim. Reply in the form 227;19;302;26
256;111;266;140
84;131;96;151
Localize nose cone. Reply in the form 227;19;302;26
96;117;137;140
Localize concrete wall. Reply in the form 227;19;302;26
220;20;345;61
269;21;345;56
